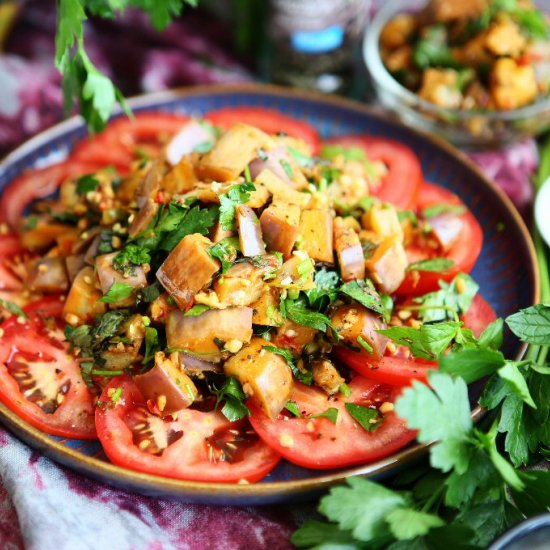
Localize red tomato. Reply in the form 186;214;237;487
0;234;27;290
0;160;102;230
334;348;436;386
204;107;321;153
397;182;483;296
95;376;281;483
322;135;422;209
0;300;97;439
462;294;497;338
248;376;415;470
72;112;190;172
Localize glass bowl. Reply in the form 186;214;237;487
363;0;550;149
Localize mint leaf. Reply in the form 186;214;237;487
378;322;461;360
308;407;339;424
339;279;385;315
506;304;550;345
478;319;504;350
498;393;530;467
406;258;454;272
99;282;134;303
439;348;505;383
396;372;472;473
498;362;536;408
415;274;479;323
345;403;383;432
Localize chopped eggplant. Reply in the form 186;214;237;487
101;314;145;370
224;337;293;418
260;201;301;259
236;205;266;257
27;257;69;293
128;197;159;238
136;158;166;206
272;319;317;353
166;307;253;361
21;219;74;251
63;266;106;325
251;287;283;327
366;236;408;294
299;208;334;264
363;204;403;241
429;213;464;252
134;352;198;415
197;123;269;181
96;252;147;308
331;304;388;361
213;262;265;307
333;217;365;281
254;169;311;208
165;120;214;165
312;359;345;396
156;234;220;309
269;252;315;291
65;254;86;283
162;156;199;195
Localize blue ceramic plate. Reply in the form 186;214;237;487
0;84;538;505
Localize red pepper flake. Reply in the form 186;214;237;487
155;191;165;204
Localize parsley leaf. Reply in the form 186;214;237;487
439;348;505;383
99;282;135;303
386;508;444;540
285;301;337;335
396;372;472;473
76;174;100;195
219;182;255;230
113;244;151;276
143;327;160;365
285;400;301;417
159;205;218;251
209;237;240;273
210;377;249;422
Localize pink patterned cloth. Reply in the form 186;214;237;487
0;2;538;549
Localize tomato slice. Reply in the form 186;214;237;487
0;160;103;230
322;135;422;209
204;107;321;153
334;348;436;386
72;112;190;172
0;234;28;291
0;299;97;439
462;294;497;338
248;376;415;470
397;182;483;296
95;376;281;483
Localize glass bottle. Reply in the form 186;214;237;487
267;0;370;95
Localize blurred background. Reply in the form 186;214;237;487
0;0;372;158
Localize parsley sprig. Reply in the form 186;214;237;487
56;0;197;132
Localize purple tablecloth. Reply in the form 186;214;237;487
0;3;538;548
